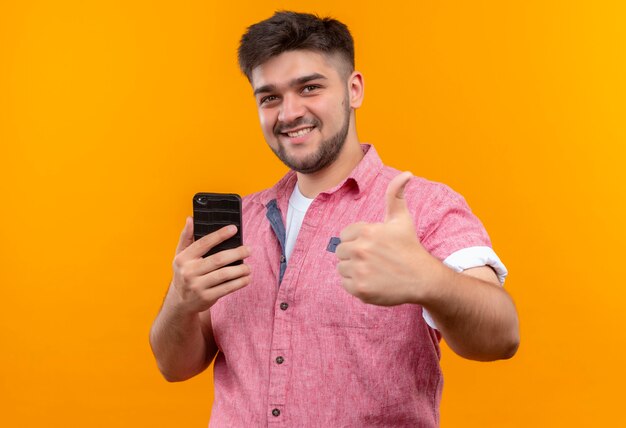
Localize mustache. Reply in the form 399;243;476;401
274;118;321;136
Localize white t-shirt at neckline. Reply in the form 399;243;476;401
285;182;314;261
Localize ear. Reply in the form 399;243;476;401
348;71;364;109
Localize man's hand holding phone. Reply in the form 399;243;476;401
171;217;251;314
150;216;249;381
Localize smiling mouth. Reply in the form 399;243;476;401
283;126;315;138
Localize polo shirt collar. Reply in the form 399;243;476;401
261;143;383;205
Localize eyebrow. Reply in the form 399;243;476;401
253;73;328;96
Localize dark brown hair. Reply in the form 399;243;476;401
238;11;355;82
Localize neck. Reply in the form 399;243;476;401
295;133;364;199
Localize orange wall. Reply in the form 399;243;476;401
1;1;625;426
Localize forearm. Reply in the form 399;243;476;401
420;265;520;361
149;283;217;381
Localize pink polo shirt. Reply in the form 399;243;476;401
209;145;505;427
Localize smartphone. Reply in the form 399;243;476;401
192;192;243;264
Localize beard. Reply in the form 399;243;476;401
270;95;351;174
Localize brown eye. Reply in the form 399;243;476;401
260;95;278;105
302;85;320;93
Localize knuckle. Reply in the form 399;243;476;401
356;287;373;303
336;262;344;275
352;281;367;298
239;276;251;288
179;266;190;281
241;264;251;275
236;275;251;288
240;246;250;258
355;264;369;279
212;268;227;283
228;277;243;291
353;246;366;260
198;290;216;306
173;255;184;269
211;252;226;267
188;281;202;295
361;224;375;238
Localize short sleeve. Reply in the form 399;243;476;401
417;184;492;261
421;246;509;329
412;183;508;330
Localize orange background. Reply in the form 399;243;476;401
1;1;625;426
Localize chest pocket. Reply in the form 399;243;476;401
296;247;395;329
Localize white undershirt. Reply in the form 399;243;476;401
285;183;314;261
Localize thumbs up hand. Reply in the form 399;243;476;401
336;171;443;306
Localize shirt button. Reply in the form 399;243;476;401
272;408;280;417
280;302;288;310
280;255;286;263
276;356;284;364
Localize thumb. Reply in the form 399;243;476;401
175;216;194;255
385;171;413;222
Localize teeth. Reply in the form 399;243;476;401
287;127;313;138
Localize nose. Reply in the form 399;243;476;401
277;93;306;125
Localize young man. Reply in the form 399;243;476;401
150;11;519;427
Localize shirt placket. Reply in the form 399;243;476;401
265;195;325;426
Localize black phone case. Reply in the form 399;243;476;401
192;192;243;264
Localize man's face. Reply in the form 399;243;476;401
251;50;352;174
